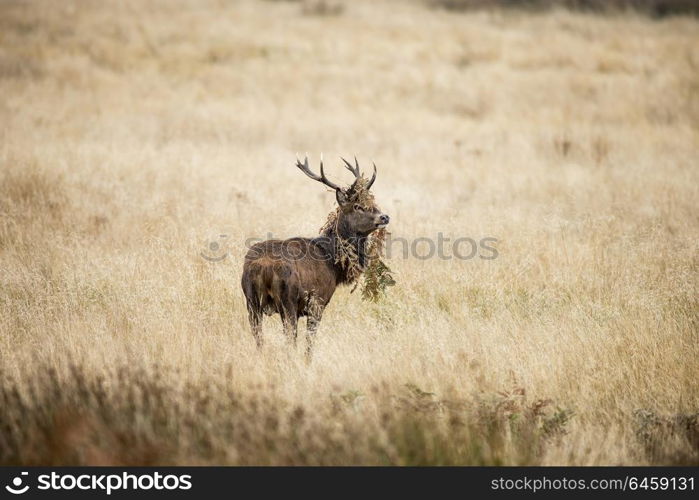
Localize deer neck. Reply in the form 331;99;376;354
320;219;369;284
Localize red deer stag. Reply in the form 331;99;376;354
241;156;389;359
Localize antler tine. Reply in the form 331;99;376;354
296;154;319;180
366;162;377;190
295;155;340;191
340;157;359;178
319;159;340;190
341;156;377;189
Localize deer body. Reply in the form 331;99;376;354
241;157;389;358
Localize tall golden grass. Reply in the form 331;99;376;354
0;0;697;465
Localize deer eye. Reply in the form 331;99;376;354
353;204;363;211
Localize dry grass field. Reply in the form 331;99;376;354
1;0;698;465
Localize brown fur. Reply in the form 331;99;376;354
241;158;388;358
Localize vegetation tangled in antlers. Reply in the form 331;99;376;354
318;171;396;301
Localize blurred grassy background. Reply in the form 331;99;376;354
0;0;697;465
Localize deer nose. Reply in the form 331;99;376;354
379;214;390;224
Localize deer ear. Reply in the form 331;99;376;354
335;188;350;207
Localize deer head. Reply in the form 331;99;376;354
296;155;389;237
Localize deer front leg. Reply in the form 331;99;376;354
305;314;322;362
282;315;298;346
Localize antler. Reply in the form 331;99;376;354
341;156;377;190
295;154;341;191
341;156;360;177
367;162;377;190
